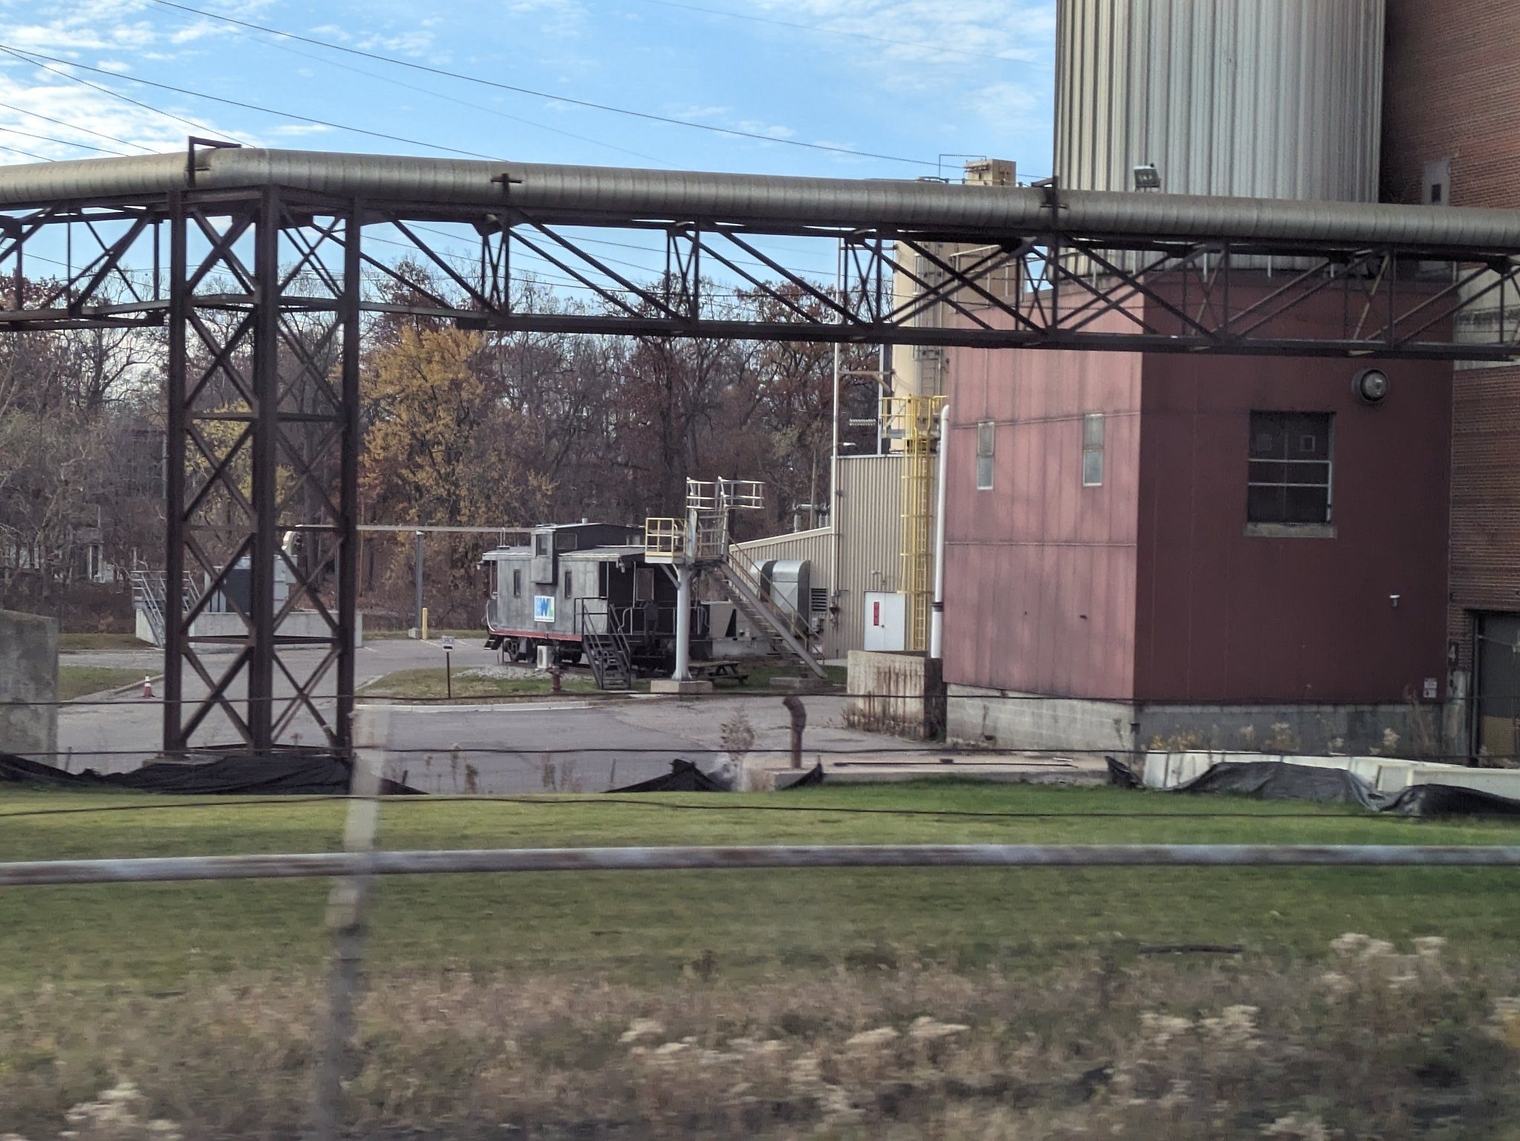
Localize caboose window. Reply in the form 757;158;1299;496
563;570;573;598
512;569;521;597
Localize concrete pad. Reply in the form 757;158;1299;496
763;751;1108;786
649;679;715;695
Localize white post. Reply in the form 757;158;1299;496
314;705;388;1141
929;403;951;661
673;561;692;681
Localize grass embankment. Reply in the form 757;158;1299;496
55;665;148;700
3;782;1519;988
56;632;144;652
5;782;1520;1138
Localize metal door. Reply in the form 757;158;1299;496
1475;614;1520;762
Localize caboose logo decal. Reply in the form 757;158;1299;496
533;595;555;623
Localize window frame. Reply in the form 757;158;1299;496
975;419;995;491
1246;410;1335;529
512;568;521;598
1081;413;1104;488
563;569;574;599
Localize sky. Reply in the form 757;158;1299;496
0;0;1058;289
0;0;1056;179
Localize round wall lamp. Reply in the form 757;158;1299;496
1353;368;1391;405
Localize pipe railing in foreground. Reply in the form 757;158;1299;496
5;844;1520;887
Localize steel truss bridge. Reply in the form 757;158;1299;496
7;143;1520;759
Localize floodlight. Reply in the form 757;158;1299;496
1353;368;1391;405
1133;164;1162;191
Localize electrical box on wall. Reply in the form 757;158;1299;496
863;591;907;652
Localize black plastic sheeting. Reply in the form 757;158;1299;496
0;752;420;795
607;758;827;793
609;758;729;793
1107;756;1520;818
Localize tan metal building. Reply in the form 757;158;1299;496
735;454;933;662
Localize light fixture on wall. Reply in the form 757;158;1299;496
1353;368;1391;405
1133;163;1162;191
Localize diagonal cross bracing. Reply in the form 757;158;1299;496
0;148;1519;759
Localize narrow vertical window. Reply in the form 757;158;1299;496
1082;413;1104;487
512;569;521;598
976;420;995;490
563;570;573;599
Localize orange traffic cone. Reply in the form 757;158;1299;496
142;675;154;699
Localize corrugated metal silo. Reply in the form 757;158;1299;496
1055;0;1385;202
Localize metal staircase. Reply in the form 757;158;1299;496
644;477;827;682
579;600;633;691
716;547;828;680
130;564;202;647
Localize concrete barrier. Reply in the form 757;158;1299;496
845;650;945;740
0;609;57;760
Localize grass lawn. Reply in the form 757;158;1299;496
3;780;1520;992
7;781;1520;1138
357;666;603;698
56;664;148;700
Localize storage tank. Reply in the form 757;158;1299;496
1055;0;1385;202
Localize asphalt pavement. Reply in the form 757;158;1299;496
54;636;1103;790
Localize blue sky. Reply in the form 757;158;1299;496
0;0;1056;180
0;1;1056;289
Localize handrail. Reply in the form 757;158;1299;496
725;545;814;638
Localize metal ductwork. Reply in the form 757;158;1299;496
8;148;1520;253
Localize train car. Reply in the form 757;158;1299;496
480;522;713;676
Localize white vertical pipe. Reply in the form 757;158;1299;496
673;564;692;680
928;403;951;661
827;238;843;638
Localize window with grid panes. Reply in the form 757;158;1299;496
1248;412;1333;524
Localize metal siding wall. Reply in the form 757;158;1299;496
1055;0;1384;202
736;455;937;660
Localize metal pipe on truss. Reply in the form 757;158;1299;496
6;148;1520;252
4;844;1520;887
10;146;1520;762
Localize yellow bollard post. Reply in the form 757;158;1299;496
421;607;429;642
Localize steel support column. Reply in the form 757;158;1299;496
162;188;358;758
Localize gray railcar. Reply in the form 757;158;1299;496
480;523;712;672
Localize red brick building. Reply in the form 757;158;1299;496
939;0;1493;758
943;294;1452;757
1384;0;1520;757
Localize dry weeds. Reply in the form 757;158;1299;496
4;935;1520;1139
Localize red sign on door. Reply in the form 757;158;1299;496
872;601;881;626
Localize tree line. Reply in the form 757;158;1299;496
0;265;880;628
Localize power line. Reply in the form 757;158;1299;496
0;44;506;161
0;139;52;162
143;0;938;168
0;124;131;157
169;12;676;168
627;0;1049;67
0;47;234;143
0;99;158;154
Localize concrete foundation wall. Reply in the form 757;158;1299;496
188;609;364;649
1139;702;1441;759
845;650;945;740
947;685;1137;753
949;686;1441;760
0;609;58;760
